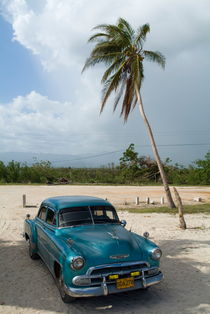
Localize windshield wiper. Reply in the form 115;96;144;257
94;218;119;224
60;219;92;227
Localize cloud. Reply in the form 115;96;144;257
1;0;210;71
0;90;142;157
0;91;106;153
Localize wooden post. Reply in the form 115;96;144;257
135;197;140;205
173;187;186;229
160;197;164;204
23;194;26;207
146;197;150;204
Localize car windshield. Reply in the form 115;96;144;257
59;205;120;227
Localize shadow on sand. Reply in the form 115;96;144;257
0;237;209;314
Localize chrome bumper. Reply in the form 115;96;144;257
64;271;163;298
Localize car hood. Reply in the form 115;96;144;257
59;224;145;265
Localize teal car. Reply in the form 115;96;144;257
24;196;163;303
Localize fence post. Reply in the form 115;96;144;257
23;194;26;207
135;197;140;205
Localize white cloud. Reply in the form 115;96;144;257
1;0;210;71
0;91;111;154
0;90;142;157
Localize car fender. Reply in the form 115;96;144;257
131;232;160;267
24;219;37;245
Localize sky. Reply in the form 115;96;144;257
0;0;209;167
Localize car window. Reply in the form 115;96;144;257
59;205;119;227
59;206;91;227
38;207;47;221
46;208;56;225
91;206;119;223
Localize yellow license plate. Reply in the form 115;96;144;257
116;277;134;289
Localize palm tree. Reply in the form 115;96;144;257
82;18;176;208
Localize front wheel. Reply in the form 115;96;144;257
57;273;75;303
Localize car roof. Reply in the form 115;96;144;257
41;195;112;211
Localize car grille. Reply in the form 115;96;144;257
88;261;149;277
72;261;160;287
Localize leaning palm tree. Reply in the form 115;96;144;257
82;18;176;208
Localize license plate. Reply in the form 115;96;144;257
116;277;134;289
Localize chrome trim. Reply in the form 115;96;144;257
86;261;150;276
150;248;162;260
72;264;160;287
71;256;85;270
67;238;74;246
142;270;146;288
65;272;163;298
88;206;95;225
110;254;129;259
102;277;108;296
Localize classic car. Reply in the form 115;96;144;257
24;196;163;303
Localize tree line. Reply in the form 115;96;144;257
0;145;209;185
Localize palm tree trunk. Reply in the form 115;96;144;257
135;84;176;208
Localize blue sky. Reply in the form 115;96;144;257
0;0;210;166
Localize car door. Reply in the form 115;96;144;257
36;206;50;264
43;208;57;270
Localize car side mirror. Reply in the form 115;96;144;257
121;220;127;227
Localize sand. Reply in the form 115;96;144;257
0;185;210;314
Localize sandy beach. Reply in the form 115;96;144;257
0;185;210;314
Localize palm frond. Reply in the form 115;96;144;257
101;57;126;83
135;23;150;47
92;23;131;47
131;94;138;110
117;18;134;41
144;50;165;69
92;23;109;31
89;41;123;62
101;69;123;113
88;33;111;42
113;72;127;112
82;52;122;72
121;74;135;120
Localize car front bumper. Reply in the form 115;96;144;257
64;271;163;298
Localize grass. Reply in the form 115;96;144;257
117;203;210;214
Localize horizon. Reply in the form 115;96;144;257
0;148;208;168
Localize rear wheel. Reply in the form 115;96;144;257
28;238;39;260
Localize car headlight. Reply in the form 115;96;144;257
151;248;162;260
71;256;85;270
